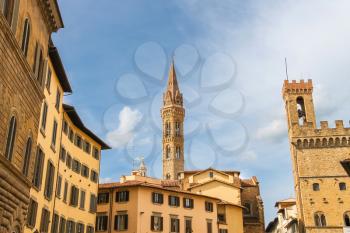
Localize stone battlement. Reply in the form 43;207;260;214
282;79;313;96
291;120;350;139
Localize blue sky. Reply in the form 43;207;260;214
53;0;350;224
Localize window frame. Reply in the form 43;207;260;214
5;116;17;161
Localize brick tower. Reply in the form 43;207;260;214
161;62;185;180
282;79;350;233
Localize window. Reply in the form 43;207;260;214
152;192;163;204
207;220;212;233
166;145;171;159
66;153;72;169
314;212;326;227
84;141;91;153
51;213;59;233
170;217;179;233
243;203;252;216
75;134;82;148
219;229;228;233
32;148;44;189
70;186;79;206
151;215;163;231
168;195;180;207
116;191;129;202
115;214;128;231
96;215;108;232
81;165;90;178
166;173;171;180
80;190;86;209
98;192;110;204
63;181;68;203
51;120;58;148
22;137;32;176
72;159;81;173
55;88;61;111
205;201;213;212
60;146;66;162
77;223;85;233
2;0;14;25
87;226;94;233
209;172;213;178
21;18;30;57
59;217;66;233
340;182;347;191
183;198;194;208
313;183;320;191
40;208;50;233
66;220;75;233
33;42;44;85
63;121;68;135
93;147;100;160
345;212;350;227
218;214;226;223
165;122;171;136
89;194;97;213
69;128;74;142
91;170;99;183
26;199;38;228
46;67;52;91
40;102;48;131
44;161;55;199
56;175;62;198
185;218;192;233
176;147;181;159
175;122;180;136
5;116;16;161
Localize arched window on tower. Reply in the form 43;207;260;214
166;146;170;159
5;116;17;161
314;212;326;227
165;122;171;137
344;212;350;227
22;137;32;176
175;147;180;159
175;122;180;137
21;18;30;57
166;173;171;180
296;97;306;125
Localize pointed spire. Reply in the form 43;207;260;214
166;60;180;97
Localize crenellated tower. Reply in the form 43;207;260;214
283;79;350;233
161;62;185;180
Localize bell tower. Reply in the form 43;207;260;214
161;62;185;180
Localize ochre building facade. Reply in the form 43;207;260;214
283;79;350;233
0;0;62;232
98;63;265;233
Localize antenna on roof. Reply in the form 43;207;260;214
284;57;289;80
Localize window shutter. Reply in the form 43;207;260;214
151;216;154;230
152;193;155;203
125;215;128;230
126;191;129;201
160;217;163;231
116;192;119;202
183;198;186;207
159;194;163;204
114;215;118;230
191;199;194;208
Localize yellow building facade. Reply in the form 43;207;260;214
98;63;265;233
23;32;110;233
283;79;350;233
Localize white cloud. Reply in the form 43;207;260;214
106;106;143;148
255;119;287;143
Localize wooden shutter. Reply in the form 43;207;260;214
160;217;163;231
125;191;129;201
125;215;128;230
114;215;119;230
160;194;163;204
151;216;154;230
